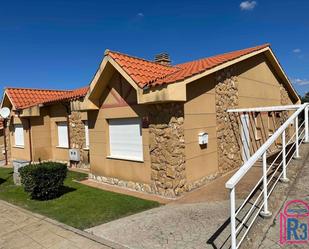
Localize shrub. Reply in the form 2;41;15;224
19;162;67;200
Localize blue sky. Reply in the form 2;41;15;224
0;0;308;96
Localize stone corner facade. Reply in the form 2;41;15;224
215;68;242;174
148;103;186;198
69;111;90;169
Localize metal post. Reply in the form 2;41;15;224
294;116;300;159
260;152;272;218
3;119;8;165
230;188;237;249
280;130;289;183
305;105;308;143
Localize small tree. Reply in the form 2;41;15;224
301;92;309;103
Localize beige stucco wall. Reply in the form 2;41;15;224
237;54;294;107
8;104;70;163
30;107;52;161
49;103;69;162
88;72;151;184
184;75;219;184
183;54;297;186
236;54;296;155
9;117;31;161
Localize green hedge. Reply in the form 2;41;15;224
19;162;67;200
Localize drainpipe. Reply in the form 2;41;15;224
63;102;72;167
3;119;8;165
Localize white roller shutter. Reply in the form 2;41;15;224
14;124;24;147
57;122;69;148
108;118;143;161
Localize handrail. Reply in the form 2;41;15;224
226;103;308;249
226;103;308;189
227;104;302;113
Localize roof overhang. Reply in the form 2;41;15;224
82;46;300;108
1;91;15;110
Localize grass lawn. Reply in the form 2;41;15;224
0;168;160;229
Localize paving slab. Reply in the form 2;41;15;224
0;200;114;249
87;200;232;249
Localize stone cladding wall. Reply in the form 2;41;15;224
148;103;186;198
69;111;89;168
215;68;242;173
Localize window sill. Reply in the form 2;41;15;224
13;145;24;149
56;146;69;149
106;155;144;163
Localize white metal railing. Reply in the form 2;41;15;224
225;103;309;249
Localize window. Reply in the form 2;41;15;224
57;122;69;148
254;112;262;140
14;124;24;147
84;121;89;149
268;112;275;137
108;118;143;161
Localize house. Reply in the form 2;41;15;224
80;44;300;198
0;86;90;168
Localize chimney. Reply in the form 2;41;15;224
154;53;171;66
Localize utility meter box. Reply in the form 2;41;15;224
198;132;208;145
69;149;80;161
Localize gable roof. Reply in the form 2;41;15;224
106;44;270;88
3;86;89;110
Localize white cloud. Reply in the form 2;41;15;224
137;13;144;17
240;1;257;10
293;48;301;53
292;78;309;86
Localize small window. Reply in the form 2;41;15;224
268;112;275;137
57;122;69;148
84;121;89;149
108;118;143;161
14;124;24;147
254;112;262;140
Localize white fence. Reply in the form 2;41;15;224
225;103;309;249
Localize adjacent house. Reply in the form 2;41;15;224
80;44;300;198
0;86;89;168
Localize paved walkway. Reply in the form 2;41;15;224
258;147;309;249
87;144;309;249
86;165;264;249
0;200;113;249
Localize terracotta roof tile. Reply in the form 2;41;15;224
43;86;89;105
5;86;89;110
106;50;179;88
107;44;270;88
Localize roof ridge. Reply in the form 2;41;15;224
106;49;177;68
174;43;270;67
5;87;70;92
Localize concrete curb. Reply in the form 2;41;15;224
0;199;129;249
